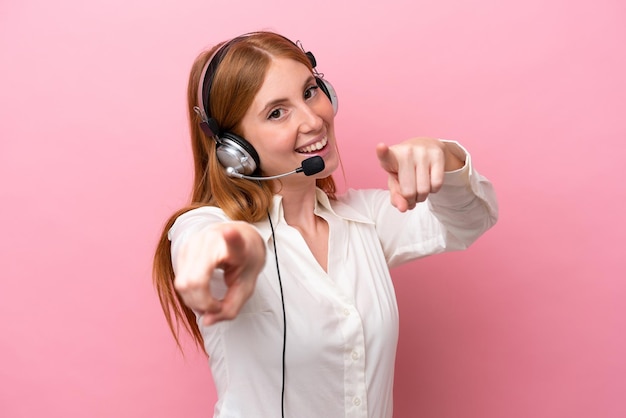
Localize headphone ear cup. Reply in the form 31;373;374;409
316;77;338;115
216;132;261;176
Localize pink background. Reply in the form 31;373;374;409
1;0;624;417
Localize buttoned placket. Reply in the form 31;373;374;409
319;205;369;418
339;302;368;417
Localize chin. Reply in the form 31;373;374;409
319;156;339;178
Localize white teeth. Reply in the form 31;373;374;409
297;137;327;153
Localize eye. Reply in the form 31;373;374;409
304;85;319;100
268;108;285;120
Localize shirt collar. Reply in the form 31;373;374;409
255;188;374;243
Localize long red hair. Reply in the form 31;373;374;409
153;32;337;351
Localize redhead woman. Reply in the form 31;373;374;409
153;31;498;418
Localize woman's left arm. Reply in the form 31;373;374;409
376;137;498;257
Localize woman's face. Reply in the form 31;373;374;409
239;57;338;184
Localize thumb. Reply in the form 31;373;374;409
376;143;398;174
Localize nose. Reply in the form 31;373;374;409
297;102;324;133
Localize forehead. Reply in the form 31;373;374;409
252;58;313;102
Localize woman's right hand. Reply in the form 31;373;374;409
173;222;266;326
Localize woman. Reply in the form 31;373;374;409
153;31;498;418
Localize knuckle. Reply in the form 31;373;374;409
221;307;239;321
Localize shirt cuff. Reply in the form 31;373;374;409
440;139;472;187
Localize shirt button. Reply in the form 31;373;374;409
343;308;351;316
353;397;361;406
351;351;360;360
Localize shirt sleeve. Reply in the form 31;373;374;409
343;140;498;268
425;140;499;255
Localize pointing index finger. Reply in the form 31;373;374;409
376;143;398;174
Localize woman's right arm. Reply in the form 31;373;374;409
170;218;266;326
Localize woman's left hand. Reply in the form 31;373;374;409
376;137;464;212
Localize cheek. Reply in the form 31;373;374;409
320;98;336;122
245;127;286;154
250;132;297;169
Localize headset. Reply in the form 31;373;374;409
193;32;338;178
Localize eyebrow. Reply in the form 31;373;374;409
258;75;317;117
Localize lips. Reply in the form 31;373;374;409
296;137;328;153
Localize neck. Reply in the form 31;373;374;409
276;183;319;229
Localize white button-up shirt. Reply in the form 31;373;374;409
168;142;498;418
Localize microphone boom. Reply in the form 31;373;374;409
226;156;325;180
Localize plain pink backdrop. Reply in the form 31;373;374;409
1;0;624;417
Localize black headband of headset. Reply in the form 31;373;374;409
199;36;244;125
196;33;320;138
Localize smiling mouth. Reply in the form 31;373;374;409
296;137;328;153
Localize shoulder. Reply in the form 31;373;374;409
337;188;391;211
168;205;231;242
325;188;391;223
